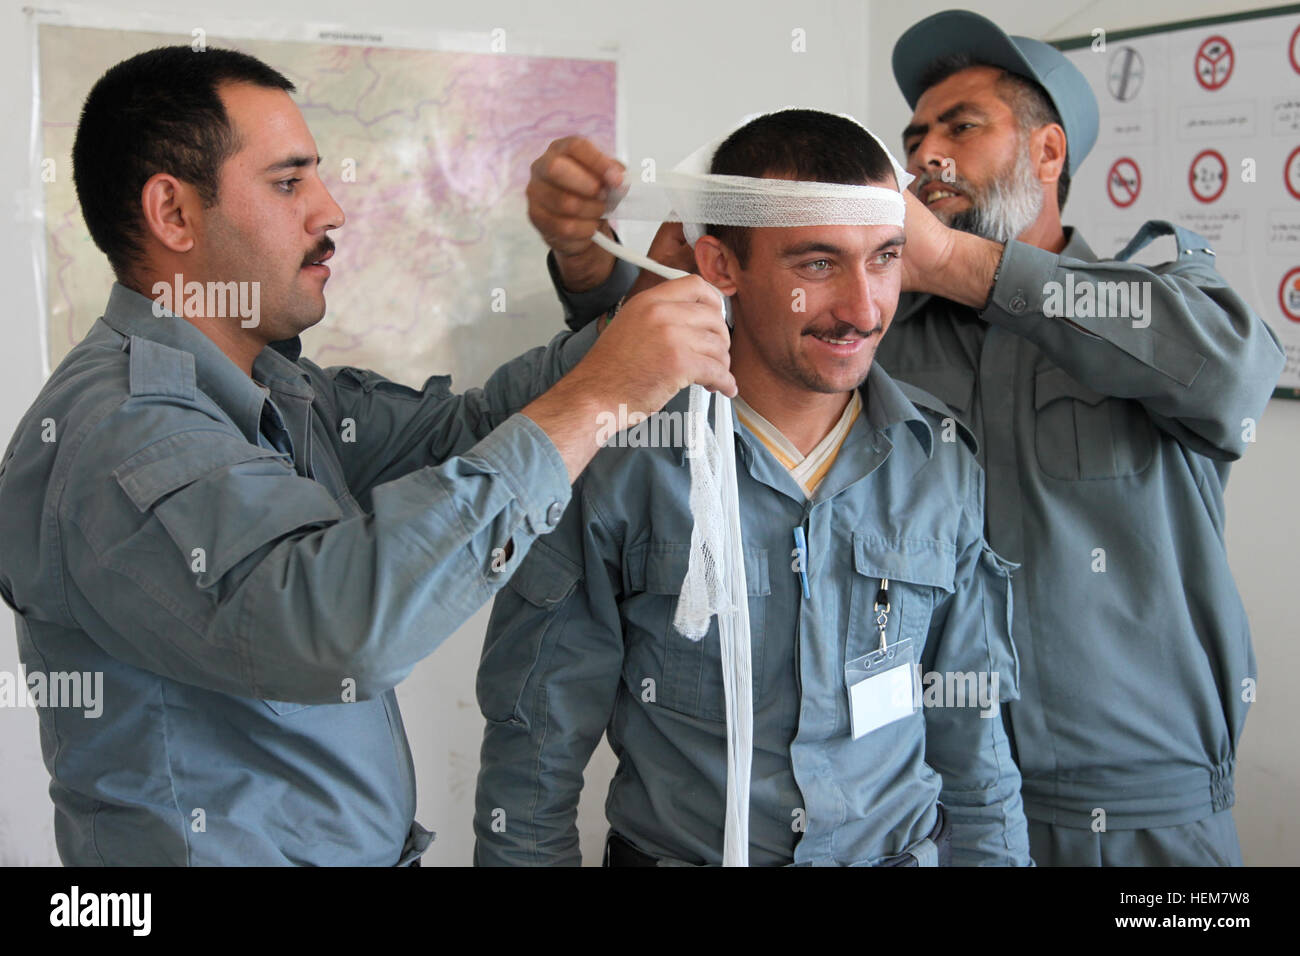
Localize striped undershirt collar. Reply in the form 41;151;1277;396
733;390;862;498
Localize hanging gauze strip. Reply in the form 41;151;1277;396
594;111;914;866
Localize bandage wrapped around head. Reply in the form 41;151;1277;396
596;109;911;868
606;108;914;245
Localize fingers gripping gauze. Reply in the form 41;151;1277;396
594;110;913;867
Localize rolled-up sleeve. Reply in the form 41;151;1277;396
546;246;640;332
317;323;599;500
60;408;573;704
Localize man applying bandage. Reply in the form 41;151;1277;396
474;109;1030;866
0;47;732;866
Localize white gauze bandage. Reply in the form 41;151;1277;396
593;110;912;867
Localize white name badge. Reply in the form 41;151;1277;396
846;638;918;740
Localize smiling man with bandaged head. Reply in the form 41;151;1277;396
474;109;1030;867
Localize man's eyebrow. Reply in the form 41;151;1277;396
937;102;988;125
263;154;321;173
902;102;990;144
778;233;904;258
779;240;845;258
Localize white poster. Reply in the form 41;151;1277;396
1059;6;1300;396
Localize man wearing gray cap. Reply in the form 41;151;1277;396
878;9;1282;866
535;10;1283;868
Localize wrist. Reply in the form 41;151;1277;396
553;225;618;293
521;373;609;484
935;231;1004;308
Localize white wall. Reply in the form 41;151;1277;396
1;0;1294;866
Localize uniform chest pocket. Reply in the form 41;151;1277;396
846;532;955;668
621;541;769;722
1033;367;1155;480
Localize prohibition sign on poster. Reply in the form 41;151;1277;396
1287;145;1300;201
1280;267;1300;323
1195;35;1234;90
1189;149;1227;203
1291;23;1300;75
1107;46;1144;101
1107;157;1141;208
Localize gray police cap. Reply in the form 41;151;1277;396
892;9;1099;176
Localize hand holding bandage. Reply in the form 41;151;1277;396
526;136;625;292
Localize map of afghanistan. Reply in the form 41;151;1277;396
37;25;617;388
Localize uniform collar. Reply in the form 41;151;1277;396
724;361;937;504
100;282;312;446
859;361;937;459
726;362;936;465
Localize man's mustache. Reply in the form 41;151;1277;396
302;238;336;268
913;168;976;197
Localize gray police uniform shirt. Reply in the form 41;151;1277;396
0;282;595;865
537;222;1284;840
474;365;1031;866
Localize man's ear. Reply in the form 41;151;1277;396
1032;123;1067;201
139;172;198;255
694;235;740;296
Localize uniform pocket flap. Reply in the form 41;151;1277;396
1033;367;1107;409
149;460;343;588
263;698;309;716
634;540;770;597
853;532;956;593
114;431;291;512
507;539;582;608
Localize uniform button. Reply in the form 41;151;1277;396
546;501;565;526
1008;293;1027;314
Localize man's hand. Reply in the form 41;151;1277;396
522;275;735;482
527;137;624;293
900;189;1003;309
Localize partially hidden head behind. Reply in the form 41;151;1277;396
692;109;905;398
73;45;345;351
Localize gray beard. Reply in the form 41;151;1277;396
947;149;1044;244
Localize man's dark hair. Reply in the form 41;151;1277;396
72;46;295;281
915;53;1070;212
706;109;897;268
